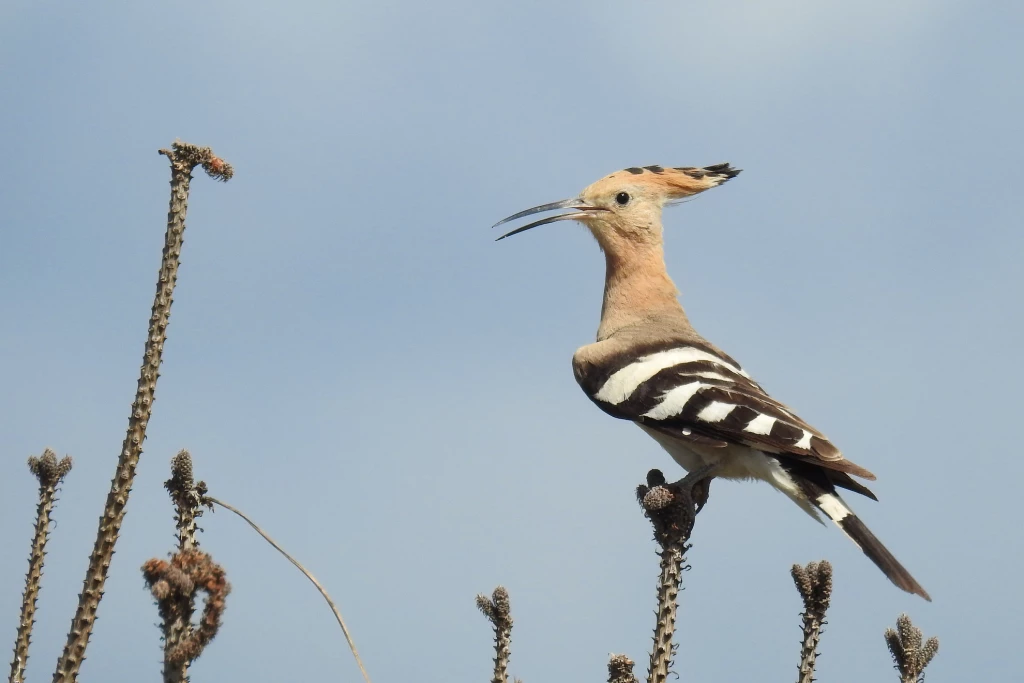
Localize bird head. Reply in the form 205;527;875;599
493;164;741;251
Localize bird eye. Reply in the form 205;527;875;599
615;192;630;206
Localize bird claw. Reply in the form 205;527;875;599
670;463;719;517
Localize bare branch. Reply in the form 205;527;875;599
476;586;513;683
885;614;939;683
9;450;72;683
790;560;833;683
53;142;230;683
203;496;372;683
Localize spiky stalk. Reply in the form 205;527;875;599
159;450;210;683
649;539;684;683
790;560;833;683
475;587;513;683
636;466;715;683
52;142;232;683
9;450;73;683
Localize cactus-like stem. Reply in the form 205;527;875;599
52;142;231;683
9;450;73;683
160;450;210;683
648;541;684;683
475;587;513;683
636;465;716;683
790;561;833;683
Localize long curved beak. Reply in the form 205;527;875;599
492;198;607;241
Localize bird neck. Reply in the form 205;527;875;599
597;239;688;340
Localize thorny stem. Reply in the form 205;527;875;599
203;496;372;683
53;142;231;683
790;561;833;683
885;614;939;683
475;587;513;683
636;465;716;683
166;450;207;553
160;450;211;683
650;542;683;683
9;450;73;683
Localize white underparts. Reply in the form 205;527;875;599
637;423;823;522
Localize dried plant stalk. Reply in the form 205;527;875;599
157;450;211;683
166;449;206;553
9;450;73;683
53;142;231;683
636;465;715;683
885;614;939;683
790;560;833;683
475;587;513;683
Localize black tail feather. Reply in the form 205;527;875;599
784;462;930;601
837;514;931;601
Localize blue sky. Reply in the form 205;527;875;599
1;1;1021;681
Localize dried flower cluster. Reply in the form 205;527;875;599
885;614;939;683
164;449;210;551
607;654;639;683
142;551;231;668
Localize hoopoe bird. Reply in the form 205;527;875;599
493;164;930;600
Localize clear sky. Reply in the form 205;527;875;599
1;1;1021;681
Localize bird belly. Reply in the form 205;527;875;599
635;423;817;519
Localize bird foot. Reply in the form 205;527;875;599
638;464;719;542
672;463;718;516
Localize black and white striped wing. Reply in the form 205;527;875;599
574;342;865;475
573;340;935;599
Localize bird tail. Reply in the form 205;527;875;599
812;488;931;601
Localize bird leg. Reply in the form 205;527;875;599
673;463;718;516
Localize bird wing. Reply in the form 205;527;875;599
573;341;876;481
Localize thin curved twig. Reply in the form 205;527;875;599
204;496;371;683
